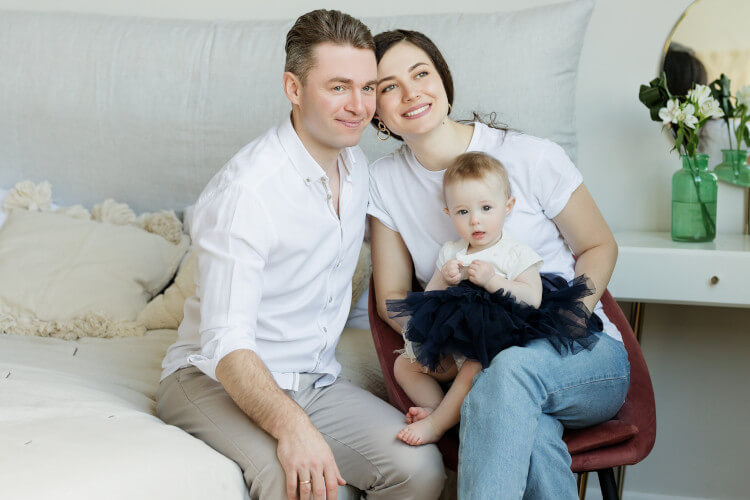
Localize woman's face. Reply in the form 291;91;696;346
375;41;450;140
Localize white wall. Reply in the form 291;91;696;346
1;0;748;498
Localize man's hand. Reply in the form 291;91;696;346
441;259;462;285
467;260;496;288
277;422;346;500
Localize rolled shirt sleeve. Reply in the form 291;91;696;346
186;183;276;381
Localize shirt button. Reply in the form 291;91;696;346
322;327;328;333
328;297;333;303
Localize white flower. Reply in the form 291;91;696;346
687;84;712;107
659;99;681;124
674;103;699;129
91;199;136;225
736;85;750;109
3;180;52;212
698;97;724;119
55;205;91;220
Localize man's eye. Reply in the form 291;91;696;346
333;86;344;92
363;85;375;93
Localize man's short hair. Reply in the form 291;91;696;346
443;152;512;201
285;9;375;83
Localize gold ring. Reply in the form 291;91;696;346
299;480;311;485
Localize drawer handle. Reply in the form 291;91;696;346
710;276;720;285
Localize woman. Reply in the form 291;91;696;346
368;30;630;499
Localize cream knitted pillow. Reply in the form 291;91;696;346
0;210;188;339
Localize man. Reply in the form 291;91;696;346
157;10;445;500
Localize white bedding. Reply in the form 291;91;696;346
0;328;385;500
0;330;249;500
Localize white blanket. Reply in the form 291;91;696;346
0;330;248;500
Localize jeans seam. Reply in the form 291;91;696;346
546;374;629;397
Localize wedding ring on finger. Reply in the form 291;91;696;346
299;479;311;485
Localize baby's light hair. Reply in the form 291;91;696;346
443;152;512;201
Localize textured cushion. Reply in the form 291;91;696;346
0;210;188;337
0;1;592;213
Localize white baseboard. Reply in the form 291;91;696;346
584;489;710;500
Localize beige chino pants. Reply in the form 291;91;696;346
157;366;445;500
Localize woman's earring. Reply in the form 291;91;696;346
448;103;453;115
377;120;391;141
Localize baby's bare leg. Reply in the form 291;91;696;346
398;360;482;446
394;354;448;411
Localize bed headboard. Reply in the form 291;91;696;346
0;0;593;213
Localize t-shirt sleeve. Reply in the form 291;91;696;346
367;167;397;231
507;243;543;281
535;141;584;219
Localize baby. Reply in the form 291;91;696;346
390;151;544;446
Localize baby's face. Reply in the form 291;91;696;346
444;177;514;251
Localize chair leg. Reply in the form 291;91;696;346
577;472;589;500
597;468;619;500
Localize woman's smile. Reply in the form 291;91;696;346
403;103;431;119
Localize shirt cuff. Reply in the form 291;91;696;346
187;327;257;382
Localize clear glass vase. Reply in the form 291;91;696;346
713;149;750;187
671;154;717;242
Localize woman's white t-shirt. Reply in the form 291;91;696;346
367;122;622;342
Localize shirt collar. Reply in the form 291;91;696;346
276;116;356;186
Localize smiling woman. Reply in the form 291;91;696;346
367;25;628;500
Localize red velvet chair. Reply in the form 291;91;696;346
368;277;656;499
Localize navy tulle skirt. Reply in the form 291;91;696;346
387;274;603;370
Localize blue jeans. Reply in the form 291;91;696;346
458;333;630;499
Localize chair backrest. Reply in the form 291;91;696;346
599;290;657;463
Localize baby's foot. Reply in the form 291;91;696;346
405;406;433;424
397;417;443;446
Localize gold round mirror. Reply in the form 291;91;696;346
662;0;750;94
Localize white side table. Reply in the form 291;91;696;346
595;231;750;498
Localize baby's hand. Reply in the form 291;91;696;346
441;259;462;285
467;260;495;288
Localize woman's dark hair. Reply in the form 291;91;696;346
663;45;707;97
371;29;509;141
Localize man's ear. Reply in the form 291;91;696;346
506;196;516;214
283;71;303;106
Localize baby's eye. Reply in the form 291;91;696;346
457;209;468;215
482;205;492;211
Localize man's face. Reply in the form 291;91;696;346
292;43;377;156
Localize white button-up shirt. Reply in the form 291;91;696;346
161;118;369;390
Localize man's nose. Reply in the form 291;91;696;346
346;91;365;115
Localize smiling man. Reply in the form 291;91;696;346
156;10;444;500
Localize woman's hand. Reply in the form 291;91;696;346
441;259;462;285
467;260;495;287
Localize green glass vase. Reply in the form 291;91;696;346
671;154;717;242
713;149;750;187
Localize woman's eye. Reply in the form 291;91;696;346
380;84;396;93
415;71;428;79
